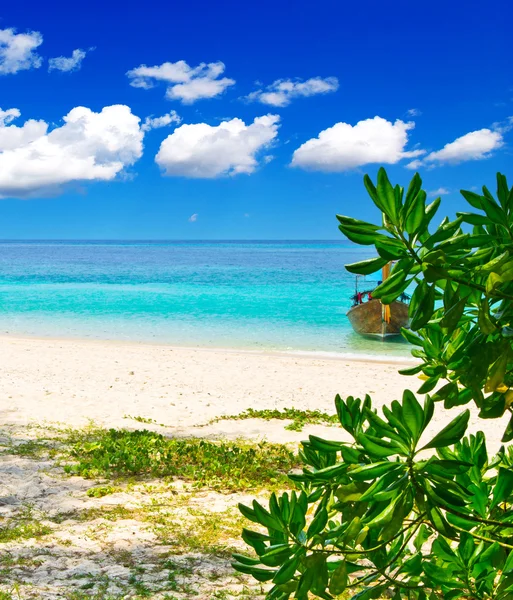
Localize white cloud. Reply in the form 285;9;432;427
48;48;91;72
0;27;43;75
141;110;181;132
427;187;450;197
407;108;421;117
245;77;339;107
291;116;424;172
126;60;235;103
188;213;198;222
0;104;144;198
155;114;280;178
491;116;513;134
0;108;22;125
407;128;504;169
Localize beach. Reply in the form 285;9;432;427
0;334;508;452
0;335;510;598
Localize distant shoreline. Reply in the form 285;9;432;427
0;332;415;365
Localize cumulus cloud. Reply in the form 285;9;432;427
406;108;422;117
188;213;198;222
427;187;450;197
126;60;235;103
245;77;339;107
48;48;92;72
155;114;280;178
141;110;181;132
291;116;424;172
0;27;43;75
0;104;144;198
407;128;504;169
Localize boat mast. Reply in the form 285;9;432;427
381;263;391;334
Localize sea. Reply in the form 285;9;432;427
0;240;411;359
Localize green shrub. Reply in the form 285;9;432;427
234;170;513;599
66;429;299;491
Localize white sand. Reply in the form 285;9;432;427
0;335;508;452
0;335;510;598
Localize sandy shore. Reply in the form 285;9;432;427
0;334;509;452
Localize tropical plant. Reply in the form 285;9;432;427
233;170;513;599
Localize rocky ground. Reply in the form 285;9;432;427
0;425;270;599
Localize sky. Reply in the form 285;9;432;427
0;0;511;240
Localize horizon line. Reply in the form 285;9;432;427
0;238;349;243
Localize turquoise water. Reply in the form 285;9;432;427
0;241;411;358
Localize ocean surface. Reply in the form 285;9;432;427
0;241;411;358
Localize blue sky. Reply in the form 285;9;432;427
0;0;511;239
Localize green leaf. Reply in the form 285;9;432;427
338;224;382;245
308;436;346;453
345;256;389;275
460;189;484;210
375;237;407;260
232;553;261;566
336;215;380;231
491;467;513;509
421;410;470;450
480;196;505;225
423;560;461;585
398;364;423;376
400;328;424;346
363;175;381;209
410;281;436;330
348;461;404;481
272;553;300;584
421;197;441;234
402;389;424;442
307;507;328;537
371;269;408;302
457;211;490;226
232;562;277;581
427;505;458;539
253;500;284;532
405;189;427;235
486;272;503;294
366;491;404;528
478;299;497;334
376;167;399;222
440;297;466;330
358;433;405;458
328;561;347;595
417;375;441;394
295;567;314;599
261;545;294;567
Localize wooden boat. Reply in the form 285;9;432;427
346;263;410;339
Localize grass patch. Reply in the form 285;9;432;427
64;429;298;491
86;485;121;498
0;508;52;543
149;506;247;555
1;438;55;459
210;407;339;432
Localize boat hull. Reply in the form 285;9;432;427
346;299;409;338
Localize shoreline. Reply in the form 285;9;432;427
0;334;414;435
0;332;415;365
0;333;509;455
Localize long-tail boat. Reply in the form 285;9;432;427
346;263;409;338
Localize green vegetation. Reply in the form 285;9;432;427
210;408;339;432
86;485;121;498
235;170;513;599
0;507;51;543
65;428;299;491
